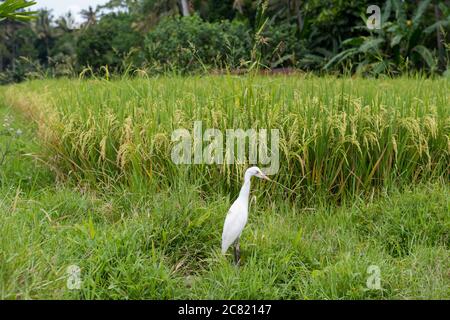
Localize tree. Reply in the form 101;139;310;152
76;12;142;70
194;0;237;22
0;0;37;72
56;11;76;32
128;0;180;32
33;9;54;66
80;6;97;28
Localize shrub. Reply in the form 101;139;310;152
260;22;305;69
76;13;142;71
143;15;252;73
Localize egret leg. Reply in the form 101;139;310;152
233;238;241;266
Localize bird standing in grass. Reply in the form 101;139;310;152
221;166;270;265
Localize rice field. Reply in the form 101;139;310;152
0;75;449;299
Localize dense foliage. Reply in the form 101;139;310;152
143;15;252;72
76;13;141;70
0;0;449;82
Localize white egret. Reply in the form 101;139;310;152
221;166;270;264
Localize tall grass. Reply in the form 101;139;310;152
1;78;449;299
4;75;449;201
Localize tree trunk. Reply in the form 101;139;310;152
180;0;190;17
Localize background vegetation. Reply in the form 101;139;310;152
1;0;450;83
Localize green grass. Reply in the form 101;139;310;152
0;76;449;299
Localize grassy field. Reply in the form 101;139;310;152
0;75;449;299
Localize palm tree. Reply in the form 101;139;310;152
80;6;97;28
33;9;53;65
56;11;75;33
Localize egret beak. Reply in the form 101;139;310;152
262;174;271;181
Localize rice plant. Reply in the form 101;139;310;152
5;76;448;202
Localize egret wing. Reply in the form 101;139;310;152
221;203;246;254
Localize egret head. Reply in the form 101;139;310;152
245;166;271;181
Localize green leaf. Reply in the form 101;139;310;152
392;0;406;26
372;61;389;75
271;54;294;69
0;0;37;21
381;0;392;24
412;0;431;29
359;38;384;53
342;36;365;47
413;45;436;70
390;34;403;47
323;48;358;70
443;69;450;78
424;21;450;35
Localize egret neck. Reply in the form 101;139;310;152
238;171;253;209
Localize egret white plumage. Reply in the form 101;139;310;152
221;166;270;264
